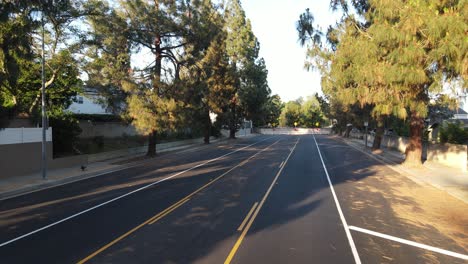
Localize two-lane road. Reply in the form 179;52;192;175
1;134;466;263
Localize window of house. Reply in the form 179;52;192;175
78;96;83;104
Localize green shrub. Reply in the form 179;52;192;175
0;106;11;129
439;121;468;144
390;118;410;137
211;124;221;137
49;112;82;157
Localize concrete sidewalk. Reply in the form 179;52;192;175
0;136;228;200
342;137;468;204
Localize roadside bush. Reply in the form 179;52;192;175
389;118;410;137
74;113;123;122
211;124;221;137
439;121;468;144
0;106;11;129
48;112;82;157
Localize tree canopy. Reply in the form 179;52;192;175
298;0;467;164
279;94;327;128
1;0;281;157
83;0;272;153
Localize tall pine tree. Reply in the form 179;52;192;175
223;0;260;138
298;0;467;165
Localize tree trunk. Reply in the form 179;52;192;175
147;130;157;157
372;117;384;150
154;35;162;94
404;111;424;165
344;125;352;138
146;35;162;157
204;108;211;144
229;104;236;139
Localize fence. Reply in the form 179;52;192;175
0;128;52;145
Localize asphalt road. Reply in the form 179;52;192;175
0;134;466;263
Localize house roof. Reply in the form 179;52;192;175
454;107;467;115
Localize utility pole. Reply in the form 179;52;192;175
41;14;47;180
364;121;369;149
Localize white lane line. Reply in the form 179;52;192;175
0;137;273;248
312;134;362;264
349;226;468;260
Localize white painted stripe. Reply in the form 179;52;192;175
349;225;468;260
278;161;284;168
0;137;273;248
312;134;362;264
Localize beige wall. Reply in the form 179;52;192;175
367;135;409;154
427;143;467;171
0;142;53;179
0;142;88;180
381;136;410;154
365;134;467;171
221;128;252;137
0;137;213;180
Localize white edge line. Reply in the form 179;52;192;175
0;136;273;248
349;225;468;260
312;134;362;264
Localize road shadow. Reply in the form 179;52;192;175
0;138;268;242
1;135;466;264
84;135;467;264
318;135;468;264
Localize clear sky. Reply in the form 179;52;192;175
241;0;342;102
130;1;343;103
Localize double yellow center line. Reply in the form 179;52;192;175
78;139;280;264
237;202;259;232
